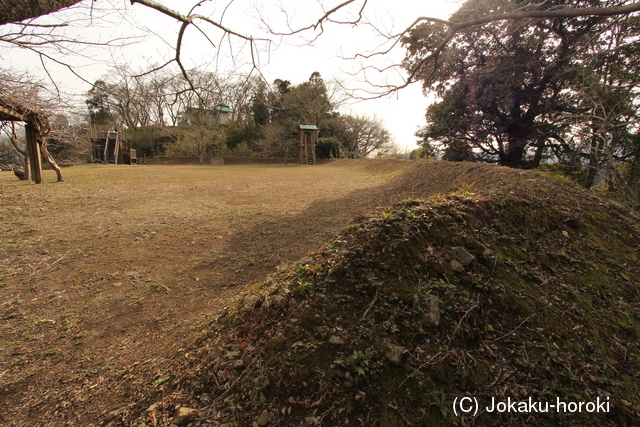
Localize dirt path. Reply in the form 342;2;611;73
0;160;415;426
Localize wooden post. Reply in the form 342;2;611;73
114;130;119;165
299;130;304;164
313;133;317;164
311;129;317;165
25;123;42;183
103;131;110;162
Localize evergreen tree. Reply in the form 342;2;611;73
404;0;638;170
85;80;113;127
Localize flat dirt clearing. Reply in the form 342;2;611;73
0;160;415;425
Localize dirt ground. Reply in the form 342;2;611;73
0;160;420;426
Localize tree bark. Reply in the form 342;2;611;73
0;0;82;25
503;136;528;169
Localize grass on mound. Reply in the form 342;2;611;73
123;172;640;427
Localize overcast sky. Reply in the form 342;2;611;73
1;0;462;150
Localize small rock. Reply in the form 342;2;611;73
453;246;476;267
328;335;345;346
200;392;211;402
384;343;406;365
173;407;199;426
422;294;440;326
257;409;271;426
243;294;260;309
450;259;465;273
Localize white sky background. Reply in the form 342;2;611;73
0;0;463;151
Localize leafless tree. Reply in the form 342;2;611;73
92;65;264;131
257;122;297;162
165;110;227;162
0;2;144;92
339;113;392;158
0;122;26;167
47;113;91;160
220;76;263;125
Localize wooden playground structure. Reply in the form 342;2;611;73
0;97;63;183
299;124;318;165
90;128;136;165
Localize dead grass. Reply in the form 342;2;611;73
121;164;640;427
2;159;600;426
0;160;417;426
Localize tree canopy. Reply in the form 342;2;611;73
407;0;640;191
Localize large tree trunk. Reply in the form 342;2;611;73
503;137;528;169
531;140;545;169
0;0;82;25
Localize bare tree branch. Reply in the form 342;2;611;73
351;1;640;98
3;0;639;103
130;0;262;42
266;0;367;36
126;0;271;101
